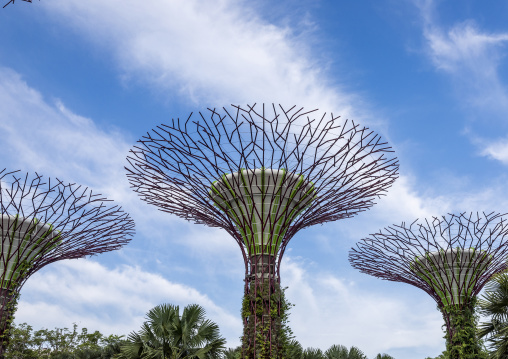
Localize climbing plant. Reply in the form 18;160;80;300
439;298;488;359
241;284;294;359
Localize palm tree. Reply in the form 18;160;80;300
285;340;303;358
222;347;240;359
324;344;367;359
478;273;508;357
478;272;508;359
373;354;395;359
302;347;324;359
120;303;226;359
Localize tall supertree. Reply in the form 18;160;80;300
0;169;135;358
125;104;398;358
349;212;508;359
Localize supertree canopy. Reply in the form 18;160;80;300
125;103;399;358
0;169;135;357
349;212;508;359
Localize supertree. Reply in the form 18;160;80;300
125;104;398;358
0;169;135;358
349;212;508;359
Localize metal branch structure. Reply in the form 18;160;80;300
2;0;35;9
349;212;508;358
125;103;398;358
0;169;135;357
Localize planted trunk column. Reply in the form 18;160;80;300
243;255;281;358
210;168;313;358
411;248;489;358
0;289;15;356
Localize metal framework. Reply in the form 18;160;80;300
0;169;135;357
349;212;508;357
125;103;398;358
2;0;34;8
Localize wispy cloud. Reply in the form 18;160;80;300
38;0;362;121
17;259;242;343
416;0;508;163
480;137;508;164
281;257;444;357
425;20;508;113
0;67;131;200
0;66;195;237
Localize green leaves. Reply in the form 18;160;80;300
323;344;367;359
302;348;323;359
245;342;381;359
477;272;508;358
120;303;226;359
4;322;125;358
440;299;488;359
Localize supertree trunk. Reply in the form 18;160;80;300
242;255;283;359
441;298;484;359
0;289;16;359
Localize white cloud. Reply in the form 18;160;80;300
425;22;508;74
327;174;452;243
424;20;508;113
417;0;508;163
480;137;508;164
374;170;508;224
0;67;131;200
37;0;364;122
281;257;444;357
417;0;508;78
372;174;450;222
0;66;199;242
17;259;242;344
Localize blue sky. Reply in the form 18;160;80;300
2;0;508;358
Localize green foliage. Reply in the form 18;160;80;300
323;344;367;359
235;341;381;359
222;347;241;359
241;283;294;358
302;347;323;359
284;340;302;358
4;322;124;358
279;287;296;358
411;248;489;307
424;355;446;359
439;299;488;359
477;272;508;358
0;292;19;354
372;355;395;359
4;322;37;359
120;303;226;359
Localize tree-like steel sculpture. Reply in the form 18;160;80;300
0;169;135;358
125;104;398;358
349;212;508;359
